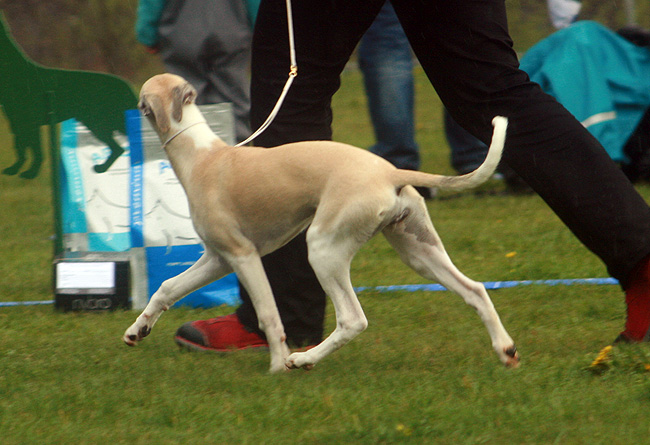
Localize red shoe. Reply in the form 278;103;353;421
175;313;269;352
617;256;650;342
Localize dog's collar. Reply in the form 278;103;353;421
162;121;209;150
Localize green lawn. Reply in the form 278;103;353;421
2;67;650;443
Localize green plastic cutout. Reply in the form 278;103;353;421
0;12;137;179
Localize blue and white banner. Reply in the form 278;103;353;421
60;119;131;252
126;104;240;309
59;103;240;309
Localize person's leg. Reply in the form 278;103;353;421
358;1;420;171
444;108;531;193
444;108;488;175
249;0;385;145
393;0;650;340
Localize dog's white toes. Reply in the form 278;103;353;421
123;324;152;346
269;362;289;374
286;352;315;370
139;325;152;338
123;331;140;346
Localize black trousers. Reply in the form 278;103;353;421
237;0;650;345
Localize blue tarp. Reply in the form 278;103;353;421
520;21;650;163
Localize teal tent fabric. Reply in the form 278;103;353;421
519;21;650;163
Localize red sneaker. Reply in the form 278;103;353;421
617;256;650;342
174;313;269;352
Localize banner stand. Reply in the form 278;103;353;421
57;104;240;311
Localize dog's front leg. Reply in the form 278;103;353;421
226;251;290;373
123;252;229;346
285;235;368;370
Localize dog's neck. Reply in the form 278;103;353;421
161;104;227;190
163;104;224;148
162;121;208;150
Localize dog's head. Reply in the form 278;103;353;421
138;74;198;135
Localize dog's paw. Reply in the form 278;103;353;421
123;324;152;346
285;352;315;371
269;362;290;374
503;345;520;368
268;354;292;374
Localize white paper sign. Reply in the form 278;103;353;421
56;262;116;290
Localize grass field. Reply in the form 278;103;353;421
3;66;650;443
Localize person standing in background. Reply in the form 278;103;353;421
547;0;582;29
135;0;254;142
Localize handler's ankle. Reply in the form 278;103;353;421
621;255;650;342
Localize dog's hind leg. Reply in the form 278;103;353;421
123;251;230;346
382;188;519;367
285;225;369;370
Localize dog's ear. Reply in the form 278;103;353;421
139;95;170;133
171;82;197;123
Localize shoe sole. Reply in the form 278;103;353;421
174;336;318;354
174;335;269;353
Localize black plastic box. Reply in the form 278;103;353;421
54;253;131;311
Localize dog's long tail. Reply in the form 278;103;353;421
391;116;507;192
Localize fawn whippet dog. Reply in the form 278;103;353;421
123;74;519;373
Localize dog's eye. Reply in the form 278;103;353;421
138;100;151;116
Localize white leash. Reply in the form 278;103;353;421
235;0;297;147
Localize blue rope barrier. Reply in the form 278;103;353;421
0;277;620;308
0;300;55;308
355;277;620;293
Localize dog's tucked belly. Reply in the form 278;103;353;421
188;188;316;257
254;218;313;256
